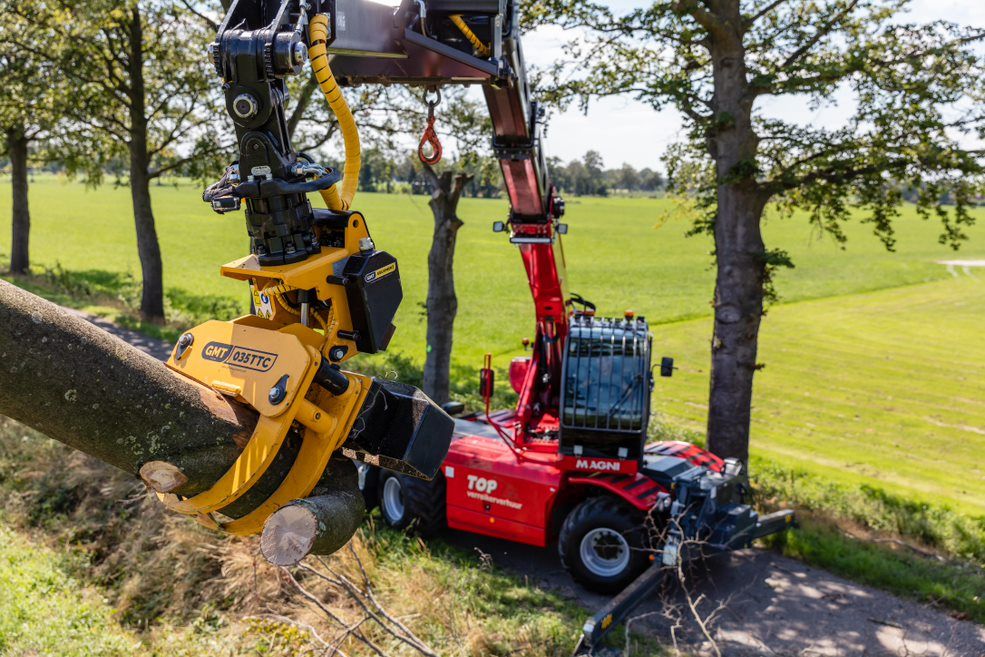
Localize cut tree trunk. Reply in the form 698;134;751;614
127;5;165;322
7;127;30;274
0;281;365;549
0;279;254;497
420;165;471;405
704;14;769;465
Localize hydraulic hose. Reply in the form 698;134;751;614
308;14;360;211
450;15;490;57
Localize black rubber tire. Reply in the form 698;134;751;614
558;495;648;594
376;470;446;537
356;462;380;511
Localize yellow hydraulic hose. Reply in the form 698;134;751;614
450;15;490;58
308;14;360;211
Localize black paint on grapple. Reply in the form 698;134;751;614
343;379;453;480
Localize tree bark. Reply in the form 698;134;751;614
127;6;166;322
420;166;470;405
704;6;769;465
0;280;255;497
7;127;31;274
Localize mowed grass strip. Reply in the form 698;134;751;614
0;525;143;657
653;274;985;516
2;177;983;367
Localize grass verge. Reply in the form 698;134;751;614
0;418;658;656
654;421;985;622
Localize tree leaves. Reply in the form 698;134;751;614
530;0;984;250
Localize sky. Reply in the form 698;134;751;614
521;0;985;170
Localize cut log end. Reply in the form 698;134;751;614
260;487;365;566
260;504;319;566
139;460;189;493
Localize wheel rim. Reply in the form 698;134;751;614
579;527;631;578
382;476;405;523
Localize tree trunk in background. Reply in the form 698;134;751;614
706;188;767;465
704;8;769;466
7;127;31;274
128;6;165;322
421;165;471;405
0;280;255;497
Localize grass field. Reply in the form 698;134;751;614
655;276;985;516
1;176;983;518
1;176;984;629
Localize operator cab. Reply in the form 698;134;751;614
559;313;652;462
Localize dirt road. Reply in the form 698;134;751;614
88;311;985;657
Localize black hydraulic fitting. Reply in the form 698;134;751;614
314;358;350;395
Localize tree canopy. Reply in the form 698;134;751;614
528;0;984;462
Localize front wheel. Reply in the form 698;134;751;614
376;471;446;536
558;496;649;593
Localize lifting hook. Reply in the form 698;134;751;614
418;87;443;166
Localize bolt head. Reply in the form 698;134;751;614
292;42;307;65
232;93;259;119
358;237;375;254
268;385;286;405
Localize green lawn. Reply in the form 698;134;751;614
654;276;985;516
1;176;983;518
0;524;143;657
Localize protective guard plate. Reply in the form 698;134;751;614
167;318;316;416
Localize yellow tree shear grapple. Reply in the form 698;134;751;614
161;0;453;536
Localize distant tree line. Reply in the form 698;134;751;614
317;147;664;198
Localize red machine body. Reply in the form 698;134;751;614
443;429;723;547
437;220;725;547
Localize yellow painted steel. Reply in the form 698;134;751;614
166;319;317;416
308;14;360;211
158;17;380;538
450;15;490;57
162;318;373;534
161;322;321;517
219;212;371;364
221;372;371;535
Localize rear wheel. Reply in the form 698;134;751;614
376;470;446;536
559;496;648;593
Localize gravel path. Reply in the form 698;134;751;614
79;311;985;657
447;532;985;657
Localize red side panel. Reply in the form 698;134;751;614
559;455;638;477
567;472;668;512
444;435;562;547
